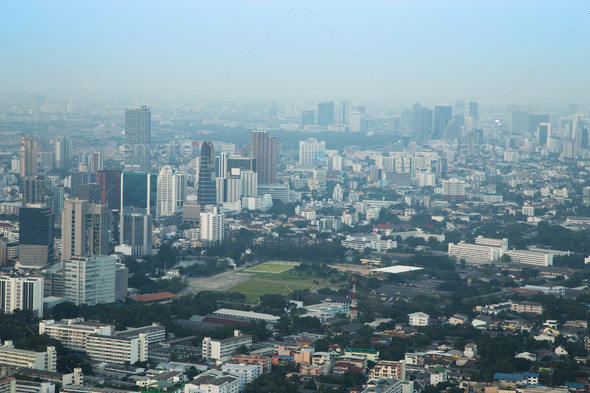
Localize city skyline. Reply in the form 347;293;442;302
1;1;589;105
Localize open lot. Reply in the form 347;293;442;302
243;261;300;274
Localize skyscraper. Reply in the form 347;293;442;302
249;131;278;185
200;206;224;243
125;106;151;172
302;110;315;128
61;200;109;261
97;170;122;210
434;106;453;140
22;175;50;205
197;141;217;207
318;101;335;126
55;136;73;170
20;134;38;177
413;104;433;141
157;166;185;216
19;205;54;267
468;102;479;124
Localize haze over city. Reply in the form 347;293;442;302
2;1;590;105
2;2;590;393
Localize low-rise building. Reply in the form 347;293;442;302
86;334;147;365
369;360;406;381
0;341;56;372
184;371;239;393
408;312;429;327
202;330;253;362
39;319;113;351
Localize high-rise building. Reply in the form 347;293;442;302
55;136;73;170
61;200;109;261
63;255;116;306
97;170;122;210
442;179;466;202
119;213;152;256
197;142;217;207
124;106;151;172
509;110;529;134
19;205;54;267
20;135;38;177
0;274;44;318
528;114;549;134
349;111;362;132
302;110;315;128
200;206;224;243
538;123;550;146
468;102;478;124
79;183;101;204
318;101;334;126
413;104;433;141
299;138;326;167
157;166;185;216
227;156;256;174
22;176;50;205
434;106;453;140
249;131;278;185
121;172;157;215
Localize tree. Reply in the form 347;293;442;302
500;254;512;263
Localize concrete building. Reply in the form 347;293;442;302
61;200;109;262
39;318;113;351
185;371;239;393
448;241;503;266
502;250;553;267
220;363;263;392
299;138;326;167
86;333;147;365
202;330;253;362
0;341;56;372
0;274;44;318
116;323;165;345
63;256;117;306
200;206;224;243
369;360;406;381
408;312;429;327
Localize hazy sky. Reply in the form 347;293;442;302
2;1;589;106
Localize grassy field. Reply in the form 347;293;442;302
243;261;300;274
228;267;330;301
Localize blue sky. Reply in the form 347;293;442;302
1;0;589;106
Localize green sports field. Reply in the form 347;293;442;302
228;263;330;301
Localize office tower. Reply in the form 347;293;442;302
175;172;187;209
349;111;362;132
51;185;65;219
216;176;242;203
115;263;129;301
20;134;38;177
413;104;433;141
444;116;463;141
302;110;315;128
241;170;258;197
79;183;101;204
63;255;116;306
0;274;44;318
509;110;529;134
119;213;152;256
572;113;585;156
227;156;256;173
197;141;217;207
55;136;73;170
215;152;229;178
70;170;93;199
468;102;478;124
120;172;157;216
538;123;550;146
124;106;151;172
82;151;104;175
249;131;278;185
97;170;121;210
434;106;453;139
61;200;109;261
339;100;350;125
528;114;549;134
200;206;224;243
317;101;334;126
22;176;50;205
299;138;326;166
19;205;54;267
454;99;465;116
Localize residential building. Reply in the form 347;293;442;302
63;256;117;306
39;318;113;351
408;312;429;327
202;330;253;362
86;333;147;365
369;360;406;381
185;371;239;393
249;131;278;185
0;341;56;372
